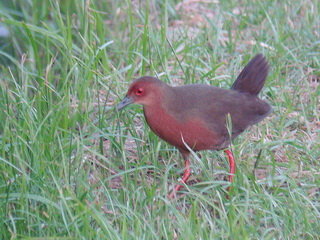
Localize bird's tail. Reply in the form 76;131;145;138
231;54;269;96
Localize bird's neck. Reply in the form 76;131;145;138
143;102;173;137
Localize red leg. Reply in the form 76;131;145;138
169;159;191;199
225;149;235;183
224;150;235;198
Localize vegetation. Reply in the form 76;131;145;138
0;0;319;239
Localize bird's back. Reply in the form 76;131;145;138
165;85;271;141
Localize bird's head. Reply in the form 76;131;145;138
116;76;167;111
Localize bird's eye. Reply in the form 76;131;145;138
136;88;144;95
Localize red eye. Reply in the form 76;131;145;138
136;88;144;95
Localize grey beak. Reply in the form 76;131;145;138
115;96;134;111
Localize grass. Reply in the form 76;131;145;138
0;0;319;239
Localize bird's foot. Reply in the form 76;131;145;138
168;159;191;199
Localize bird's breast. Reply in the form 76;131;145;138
143;105;228;151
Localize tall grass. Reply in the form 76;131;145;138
0;0;319;239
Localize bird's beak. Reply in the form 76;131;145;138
115;96;134;111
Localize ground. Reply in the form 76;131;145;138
0;0;319;239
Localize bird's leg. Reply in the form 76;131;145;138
224;149;236;195
169;158;191;199
225;149;235;182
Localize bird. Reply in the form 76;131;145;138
115;54;272;198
